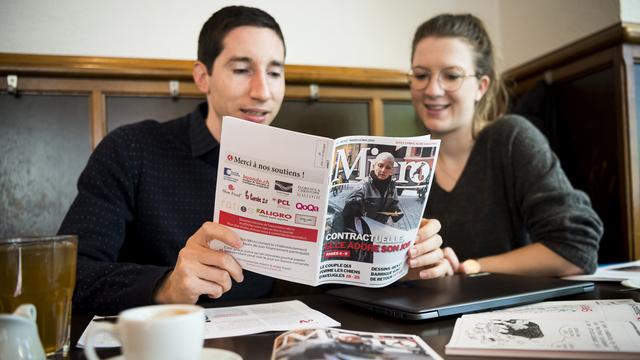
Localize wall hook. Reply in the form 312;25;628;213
7;75;18;96
169;80;180;99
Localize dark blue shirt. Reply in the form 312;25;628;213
59;103;274;314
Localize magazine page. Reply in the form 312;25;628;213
212;117;333;286
272;328;443;360
446;316;640;358
486;299;640;321
319;135;439;286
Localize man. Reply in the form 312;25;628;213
59;5;450;315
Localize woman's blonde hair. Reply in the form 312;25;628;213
411;14;509;136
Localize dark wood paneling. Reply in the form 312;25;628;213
0;94;90;237
106;96;204;132
273;100;369;138
507;23;640;262
383;101;425;137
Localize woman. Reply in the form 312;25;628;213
409;14;602;276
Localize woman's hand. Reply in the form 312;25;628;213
442;247;481;274
403;218;454;280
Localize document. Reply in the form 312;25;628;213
445;299;640;359
212;116;439;287
77;300;340;348
272;327;443;360
563;260;640;282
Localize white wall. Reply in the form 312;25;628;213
0;0;631;72
621;0;640;22
0;0;498;71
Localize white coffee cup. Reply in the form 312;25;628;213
84;304;205;360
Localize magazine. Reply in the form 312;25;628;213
445;299;640;359
211;116;439;287
272;328;443;360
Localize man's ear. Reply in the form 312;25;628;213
193;61;210;94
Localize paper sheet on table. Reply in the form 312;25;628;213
77;300;340;348
563;260;640;282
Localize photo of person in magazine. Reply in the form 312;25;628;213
323;144;434;265
273;328;438;360
341;152;404;263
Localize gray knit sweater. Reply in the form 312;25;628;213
423;115;602;273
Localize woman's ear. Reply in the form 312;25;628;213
192;61;211;94
475;75;490;102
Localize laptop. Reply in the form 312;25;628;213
326;273;594;320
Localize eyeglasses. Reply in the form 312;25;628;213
407;66;478;92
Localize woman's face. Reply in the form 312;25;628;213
373;158;394;180
410;36;489;137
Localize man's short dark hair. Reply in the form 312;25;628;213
197;5;285;73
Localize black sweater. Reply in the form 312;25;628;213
59;103;273;314
424;115;602;273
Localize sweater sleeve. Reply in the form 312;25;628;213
506;116;603;273
58;127;170;315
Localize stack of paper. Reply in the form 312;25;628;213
563;260;640;282
446;299;640;359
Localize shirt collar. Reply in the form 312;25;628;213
189;102;219;158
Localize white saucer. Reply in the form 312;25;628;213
106;348;242;360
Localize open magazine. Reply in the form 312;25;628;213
212;116;439;287
272;328;443;360
445;299;640;359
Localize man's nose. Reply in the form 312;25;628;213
249;73;270;101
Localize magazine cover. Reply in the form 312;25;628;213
319;139;438;286
272;328;443;360
212;117;439;287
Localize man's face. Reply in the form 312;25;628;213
202;26;285;138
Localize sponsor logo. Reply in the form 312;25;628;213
223;167;240;182
220;200;241;211
245;190;268;204
272;198;291;208
242;175;269;189
296;202;319;212
221;186;242;197
295;214;317;226
296;185;321;200
274;180;293;194
256;208;292;221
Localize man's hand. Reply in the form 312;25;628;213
154;222;244;304
403;218;454;280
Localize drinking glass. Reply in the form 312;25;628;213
0;235;77;357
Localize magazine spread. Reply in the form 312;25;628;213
271;328;443;360
212;116;439;287
445;299;640;359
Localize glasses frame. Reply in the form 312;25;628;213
407;67;478;92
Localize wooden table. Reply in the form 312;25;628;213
63;282;640;359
